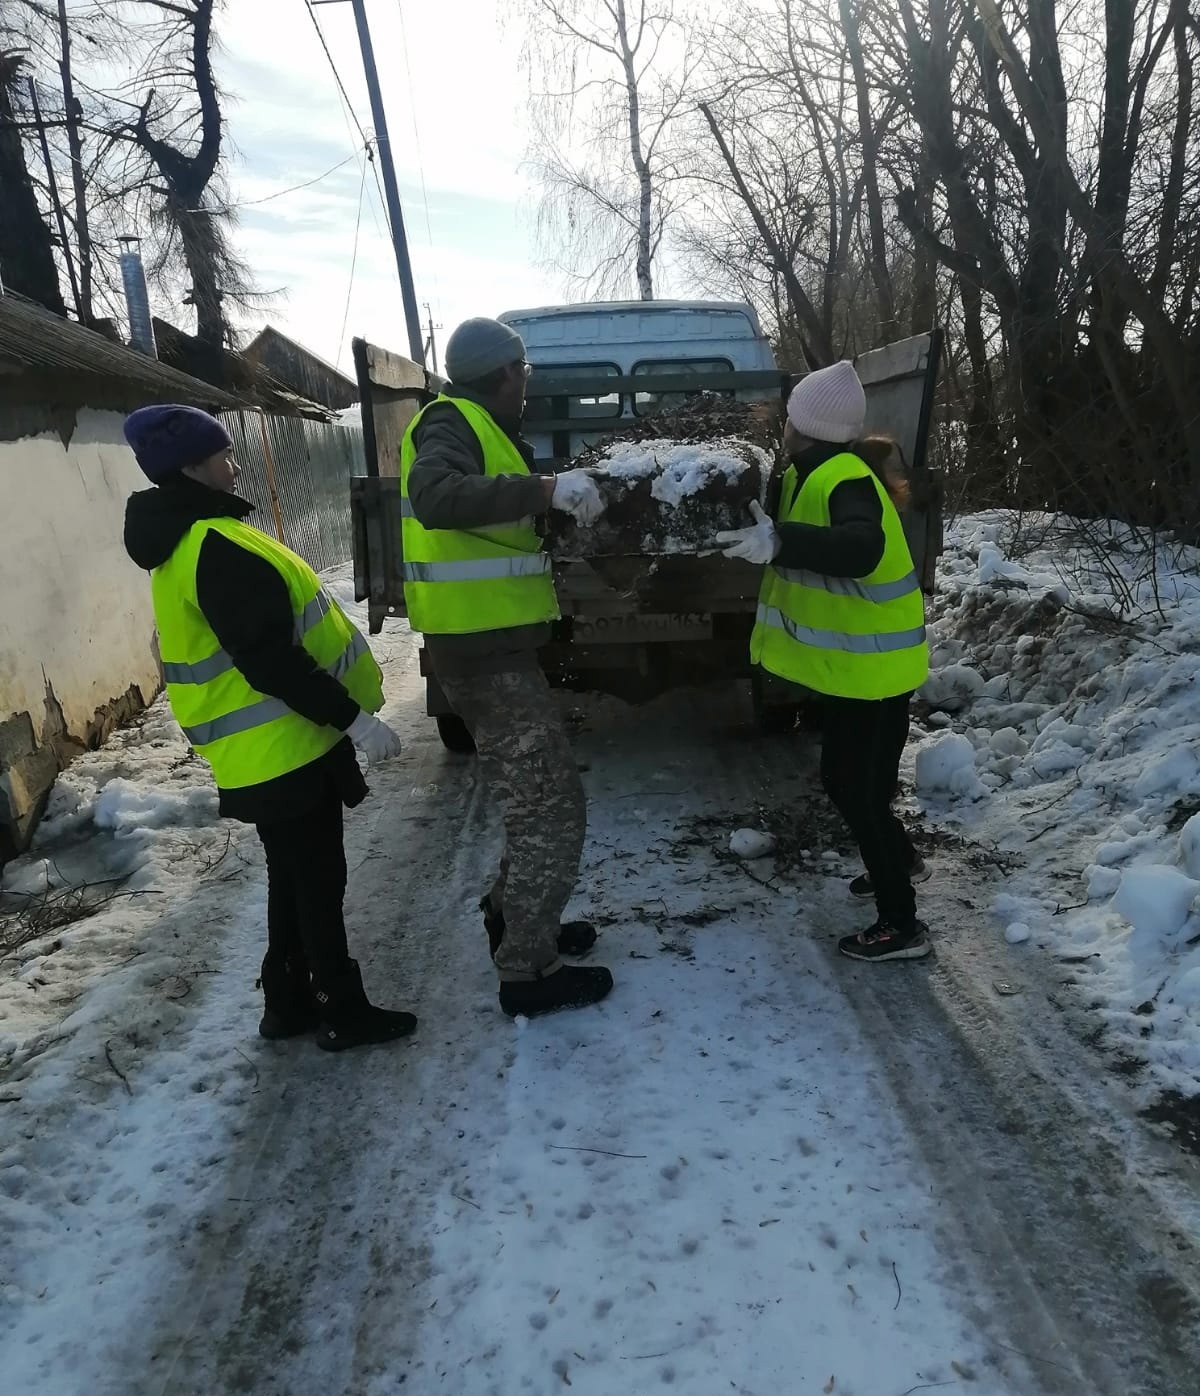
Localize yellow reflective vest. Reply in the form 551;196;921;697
399;395;559;635
152;518;383;789
751;453;929;700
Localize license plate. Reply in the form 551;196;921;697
572;613;712;644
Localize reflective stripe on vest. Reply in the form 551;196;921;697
152;517;384;789
401;555;552;583
750;453;929;700
163;626;367;690
399;395;560;636
771;567;921;604
756;604;927;654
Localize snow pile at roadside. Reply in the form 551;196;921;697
591;437;769;505
0;704;234;1062
912;512;1200;1097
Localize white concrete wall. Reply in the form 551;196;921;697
0;409;161;840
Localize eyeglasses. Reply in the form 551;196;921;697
519;360;533;379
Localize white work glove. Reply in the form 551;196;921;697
344;710;403;764
550;470;605;527
715;501;781;564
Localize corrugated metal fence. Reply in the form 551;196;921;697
221;410;365;572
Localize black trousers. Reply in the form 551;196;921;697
256;785;352;994
820;693;917;930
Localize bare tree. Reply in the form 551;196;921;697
119;0;250;346
3;0;256;345
0;44;66;312
524;0;694;299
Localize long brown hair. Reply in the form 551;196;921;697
852;434;911;511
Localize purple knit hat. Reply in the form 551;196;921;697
123;404;233;483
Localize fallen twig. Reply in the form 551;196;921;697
104;1040;132;1096
234;1046;259;1090
892;1261;902;1310
727;860;786;895
452;1192;481;1210
993;1341;1076;1375
1023;777;1083;824
550;1145;647;1160
198;829;233;876
897;1384;956;1396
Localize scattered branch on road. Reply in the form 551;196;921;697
197;828;232;875
0;879;162;957
994;1342;1077;1376
892;1260;902;1309
550;1145;647;1160
233;1046;259;1090
104;1040;132;1095
451;1192;482;1210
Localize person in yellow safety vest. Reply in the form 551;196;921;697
716;361;932;962
403;316;615;1017
122;404;418;1050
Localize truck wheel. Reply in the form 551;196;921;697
436;713;476;754
751;675;796;735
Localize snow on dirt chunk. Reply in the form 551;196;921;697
597;437;768;504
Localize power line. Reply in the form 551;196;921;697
303;0;370;149
336;152;369;371
303;0;394;241
225;150;361;211
394;0;436;255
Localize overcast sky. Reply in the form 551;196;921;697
214;0;560;375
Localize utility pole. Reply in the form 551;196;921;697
26;76;81;319
312;0;425;366
423;301;441;375
57;0;94;324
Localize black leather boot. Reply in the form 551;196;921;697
258;954;319;1040
314;960;417;1052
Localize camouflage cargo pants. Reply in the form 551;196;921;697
435;667;586;979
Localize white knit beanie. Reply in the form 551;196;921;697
786;360;866;443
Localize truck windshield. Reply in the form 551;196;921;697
523;362;623;421
632;358;735;414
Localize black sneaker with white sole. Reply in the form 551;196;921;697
838;919;931;962
849;858;931;899
499;964;614;1018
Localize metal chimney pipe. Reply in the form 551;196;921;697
118;236;158;358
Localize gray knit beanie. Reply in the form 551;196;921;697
786;360;867;442
445;317;526;384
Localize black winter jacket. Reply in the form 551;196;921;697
123;475;367;825
772;442;887;578
406;387;552;678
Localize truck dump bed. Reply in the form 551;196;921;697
350;329;942;731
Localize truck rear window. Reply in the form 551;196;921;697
524;363;623;421
632;358;735;414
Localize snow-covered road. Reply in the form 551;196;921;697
4;560;1200;1396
